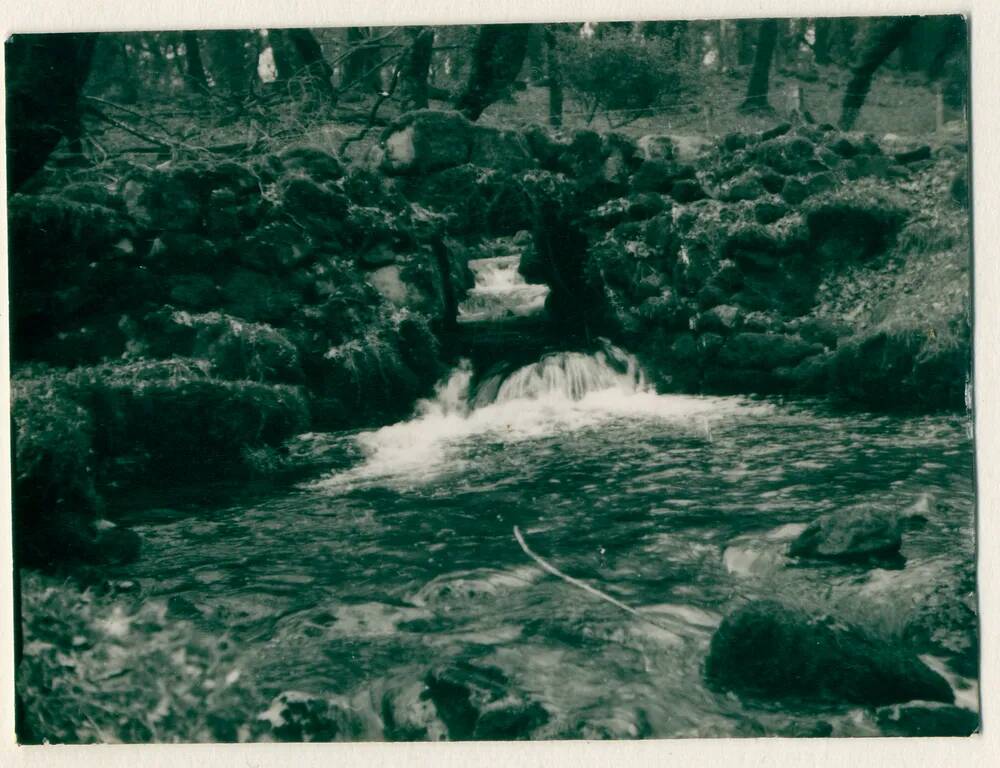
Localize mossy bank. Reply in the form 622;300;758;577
10;110;971;569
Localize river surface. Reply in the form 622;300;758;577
103;344;978;739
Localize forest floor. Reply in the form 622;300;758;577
65;64;966;182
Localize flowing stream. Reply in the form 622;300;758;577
105;343;977;738
100;254;977;739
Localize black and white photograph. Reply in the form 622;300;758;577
3;3;985;751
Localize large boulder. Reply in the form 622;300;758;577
755;134;819;176
406;164;498;235
720;171;767;202
55;358;311;485
631;159;696;195
380;110;474;175
220;268;301;325
830;324;969;412
154;310;304;384
705;600;954;706
716;332;823;370
789;505;903;564
637;133;677;161
277;145;344;183
11;379;104;568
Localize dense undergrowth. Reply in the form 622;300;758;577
17;570;262;743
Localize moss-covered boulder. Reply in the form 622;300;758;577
380;110;474;175
789;505;903;565
11;378;104;568
830;324;969;411
277;145;345;184
705;600;954;706
146;310;304;384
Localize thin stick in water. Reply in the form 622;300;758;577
514;525;681;634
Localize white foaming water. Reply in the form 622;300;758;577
457;255;550;323
313;346;772;489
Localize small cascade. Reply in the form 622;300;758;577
473;345;648;407
457;255;549;323
315;343;770;489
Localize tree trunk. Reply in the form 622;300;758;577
343;27;383;93
209;29;251;96
899;18;933;71
287;28;335;98
544;26;563;128
398;27;435;111
736;19;756;66
839;17;919;130
182;31;209;91
813;18;833;65
741;19;779;112
265;29;297;82
6;32;96;191
456;24;530;121
833;18;860;65
715;19;732;71
526;24;546;84
924;15;967;79
118;37;140;104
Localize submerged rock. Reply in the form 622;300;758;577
423;660;550;740
705;600;954;706
789;504;902;564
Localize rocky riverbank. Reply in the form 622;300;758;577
10;110;972;568
10;140;464;567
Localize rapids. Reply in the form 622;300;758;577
103;347;978;739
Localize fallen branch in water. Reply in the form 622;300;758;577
513;525;685;636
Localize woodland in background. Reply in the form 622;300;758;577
7;17;976;744
7;18;969;193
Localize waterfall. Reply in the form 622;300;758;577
473;346;648;407
457;255;550;323
313;344;771;489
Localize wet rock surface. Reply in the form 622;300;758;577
423;660;550;740
789;505;903;565
705;600;955;706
